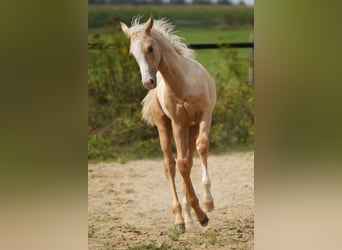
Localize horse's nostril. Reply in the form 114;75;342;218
150;78;155;84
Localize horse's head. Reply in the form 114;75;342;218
120;17;160;90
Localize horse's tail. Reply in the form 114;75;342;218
141;89;156;126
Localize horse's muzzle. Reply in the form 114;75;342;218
143;77;157;90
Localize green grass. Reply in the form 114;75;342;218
88;26;253;77
88;27;252;47
88;224;98;238
178;27;252;44
128;241;178;250
177;27;253;75
89;4;253;29
200;230;219;245
167;227;182;241
124;223;137;232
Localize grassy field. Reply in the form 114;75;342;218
88;4;254;29
177;27;253;75
88;27;253;77
177;27;252;43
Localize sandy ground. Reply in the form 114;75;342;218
88;152;254;249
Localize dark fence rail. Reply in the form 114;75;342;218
188;43;253;49
88;42;254;49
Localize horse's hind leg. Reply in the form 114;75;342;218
197;115;214;212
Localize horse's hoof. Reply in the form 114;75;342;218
203;201;214;212
199;214;209;227
175;223;185;233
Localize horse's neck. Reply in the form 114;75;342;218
157;37;187;93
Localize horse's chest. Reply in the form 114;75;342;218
156;81;200;124
157;89;172;119
165;98;199;125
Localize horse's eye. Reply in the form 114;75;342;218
148;46;154;53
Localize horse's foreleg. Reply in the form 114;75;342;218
155;118;185;232
197;116;214;212
172;123;208;227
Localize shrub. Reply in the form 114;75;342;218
88;29;160;161
211;49;254;151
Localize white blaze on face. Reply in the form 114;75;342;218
131;40;150;84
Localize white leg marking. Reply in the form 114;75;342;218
201;163;213;203
182;196;194;225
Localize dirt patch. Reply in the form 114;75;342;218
88;152;254;249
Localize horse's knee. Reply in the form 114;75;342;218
177;158;189;177
196;135;208;156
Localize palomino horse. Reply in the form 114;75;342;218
120;17;216;232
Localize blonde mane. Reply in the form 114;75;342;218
129;17;195;59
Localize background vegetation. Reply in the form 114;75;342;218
88;5;254;29
88;5;254;162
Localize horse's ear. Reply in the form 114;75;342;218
144;16;153;34
120;22;130;38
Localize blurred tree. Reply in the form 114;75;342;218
217;0;233;5
170;0;186;4
134;0;164;4
192;0;211;5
